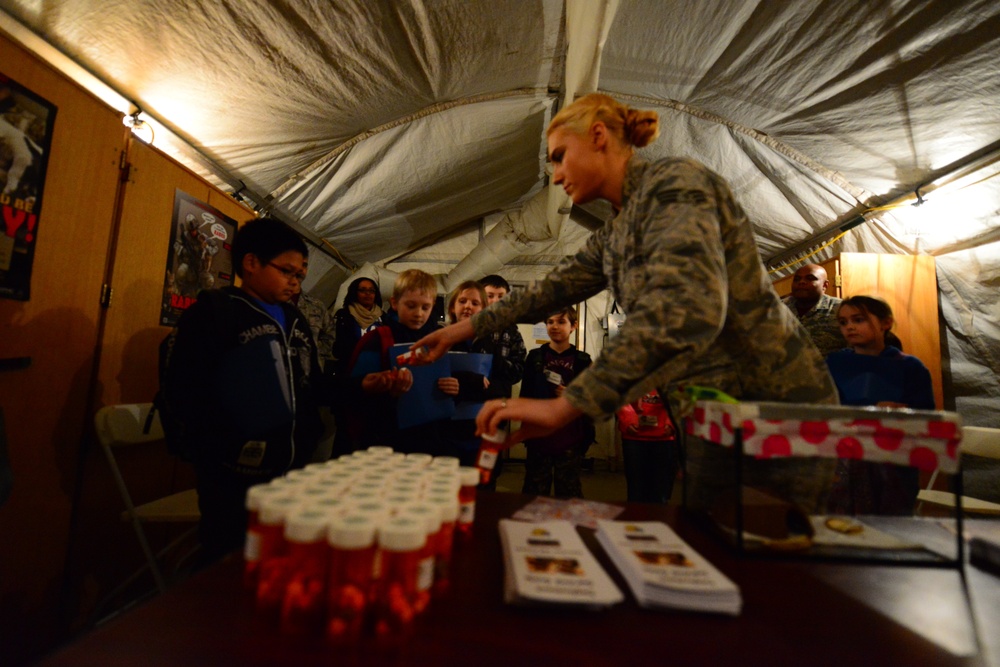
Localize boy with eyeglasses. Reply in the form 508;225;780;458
167;217;324;565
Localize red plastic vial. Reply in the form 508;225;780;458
373;516;426;642
476;429;507;484
326;514;378;644
279;508;332;636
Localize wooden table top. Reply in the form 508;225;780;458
34;492;1000;667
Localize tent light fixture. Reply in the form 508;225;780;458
123;110;154;144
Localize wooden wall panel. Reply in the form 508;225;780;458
94;138;256;408
64;139;255;636
0;30;127;667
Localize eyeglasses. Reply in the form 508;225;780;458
267;262;306;282
357;287;377;294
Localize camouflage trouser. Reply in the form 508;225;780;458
522;444;584;498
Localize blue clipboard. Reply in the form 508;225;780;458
449;352;493;420
390;344;455;428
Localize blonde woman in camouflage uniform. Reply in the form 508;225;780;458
415;93;839;511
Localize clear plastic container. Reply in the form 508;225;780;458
326;514;378;644
373;516;426;641
280;508;331;636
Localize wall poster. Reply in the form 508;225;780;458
0;72;58;301
161;189;236;326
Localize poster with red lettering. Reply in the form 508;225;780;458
160;189;236;326
0;72;57;301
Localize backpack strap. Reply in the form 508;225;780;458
377;326;395;369
347;324;396;376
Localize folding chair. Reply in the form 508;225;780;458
94;403;200;613
918;426;1000;515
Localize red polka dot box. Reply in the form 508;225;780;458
684;401;962;474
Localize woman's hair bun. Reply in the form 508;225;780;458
624;109;660;148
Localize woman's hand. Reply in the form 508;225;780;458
475;396;583;446
411;319;475;362
437;377;460;396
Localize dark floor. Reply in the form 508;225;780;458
495;456;630;502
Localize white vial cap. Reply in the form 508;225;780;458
378;516;426;552
246;483;287;511
430;456;461;469
351;500;391;523
401;502;443;533
424;493;460;523
328;514;378;550
403;453;433;467
459;466;481;487
304;495;349;516
384;491;419;508
285;507;331;543
259;495;301;526
480;430;506;445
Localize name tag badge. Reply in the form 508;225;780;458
545;370;562;385
237;440;267;468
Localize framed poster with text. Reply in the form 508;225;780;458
0;72;58;301
160;189;236;326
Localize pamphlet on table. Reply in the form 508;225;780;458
595;520;742;615
499;519;623;609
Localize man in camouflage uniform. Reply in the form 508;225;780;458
783;263;845;357
427;156;840;512
293;290;335;373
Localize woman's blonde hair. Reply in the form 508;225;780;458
547;93;660;148
446;281;487;323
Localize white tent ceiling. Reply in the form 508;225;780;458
2;0;998;421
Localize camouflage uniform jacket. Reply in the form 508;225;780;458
472;156;838;417
783;293;845;357
296;293;335;371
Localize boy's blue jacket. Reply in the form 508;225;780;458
167;286;324;479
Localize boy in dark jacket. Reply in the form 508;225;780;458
167;217;324;564
520;306;593;498
347;269;442;453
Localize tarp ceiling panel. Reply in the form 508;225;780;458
278;95;553;266
17;0;564;198
603;0;1000;203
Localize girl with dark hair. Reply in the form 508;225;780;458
826;295;935;514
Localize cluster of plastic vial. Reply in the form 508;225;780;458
242;448;482;643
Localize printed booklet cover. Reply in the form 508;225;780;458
499;519;623;609
595;520;742;615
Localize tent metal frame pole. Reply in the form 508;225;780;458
766;136;1000;271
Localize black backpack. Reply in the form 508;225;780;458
144;331;190;460
145;290;233;462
